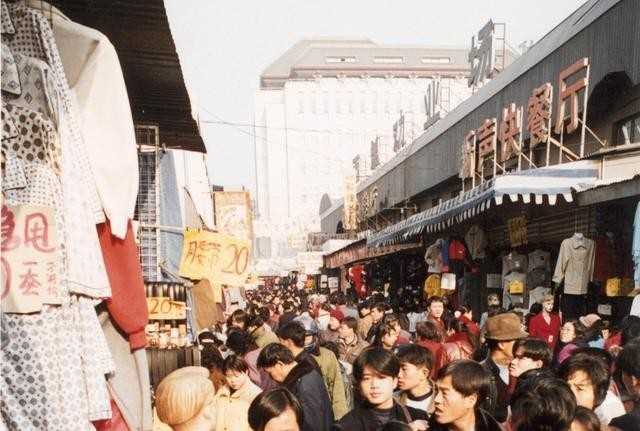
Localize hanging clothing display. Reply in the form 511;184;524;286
33;1;139;239
424;239;444;273
632;201;640;288
3;1;110;299
465;225;487;260
502;252;528;277
553;233;595;295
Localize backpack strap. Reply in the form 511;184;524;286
398;403;413;423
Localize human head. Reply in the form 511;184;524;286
155;366;217;431
487;293;500;307
541;294;554;313
248;388;303;431
621;315;640;345
257;343;296;383
229;309;248;330
353;348;400;408
510;338;552;378
433;360;490;426
558;352;610;410
277;321;306;352
223;355;250;391
617;339;640;398
338;316;358;340
200;346;226;392
396;344;433;392
415;320;442;342
428;296;445;320
510;376;576;431
247;315;266;332
377;322;399;350
370;302;387;323
485;313;528;361
570;406;601;431
328;308;344;331
358;301;371;317
560;320;586;344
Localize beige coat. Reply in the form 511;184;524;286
214;380;262;431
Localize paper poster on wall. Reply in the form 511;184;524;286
178;229;251;286
214;191;253;241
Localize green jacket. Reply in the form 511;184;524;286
312;346;349;420
252;325;279;348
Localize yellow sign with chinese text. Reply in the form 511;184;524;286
146;297;186;320
178;229;251;286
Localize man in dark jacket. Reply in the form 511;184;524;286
258;342;333;431
333;348;428;431
480;312;527;423
428;360;501;431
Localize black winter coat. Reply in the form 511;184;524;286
332;402;428;431
283;358;334;431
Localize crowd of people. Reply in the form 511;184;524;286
154;285;640;431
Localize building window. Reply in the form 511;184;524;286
374;56;404;64
297;92;304;114
615;112;640;145
421;57;451;64
326;56;357;63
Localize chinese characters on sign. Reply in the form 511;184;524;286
460;57;592;187
1;204;61;313
343;175;358;231
178;229;251;286
468;20;497;88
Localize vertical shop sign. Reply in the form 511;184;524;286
1;205;61;313
507;216;528;247
343;175;358;230
213;191;254;241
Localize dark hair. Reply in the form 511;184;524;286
621;315;640;345
372;302;387;314
228;309;248;328
558;353;610;408
226;329;258;356
616;339;640;378
564;319;588;342
247;314;266;330
487;305;503;318
374;322;398;346
257;343;295;368
428;296;444;307
341;316;358;333
572;406;601;431
276;321;306;348
223;354;249;374
353;348;400;383
571;347;613;371
529;302;543;315
436;360;490;409
510;376;576;431
248;388;303;431
396;344;433;371
320;340;340;360
445;315;479;351
282;300;295;312
415;320;442;342
380;420;413;431
513;338;553;368
357;301;371;314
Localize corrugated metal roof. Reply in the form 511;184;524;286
49;0;205;153
356;0;627;195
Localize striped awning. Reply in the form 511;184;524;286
367;160;600;247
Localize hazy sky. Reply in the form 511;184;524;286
166;0;586;189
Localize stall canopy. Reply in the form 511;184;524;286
50;0;205;152
368;160;601;247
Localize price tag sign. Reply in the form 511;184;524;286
147;297;186;320
1;204;61;313
178;229;251;286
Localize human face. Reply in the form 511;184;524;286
264;407;300;431
398;362;428;392
328;316;340;331
509;347;542;377
560;322;576;343
338;323;354;340
498;340;516;361
264;362;289;383
224;370;248;391
433;375;477;425
371;308;384;323
382;328;399;349
566;370;596;410
542;299;554;313
359;365;397;409
429;302;444;320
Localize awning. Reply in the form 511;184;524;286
324;239;422;269
368;160;601;247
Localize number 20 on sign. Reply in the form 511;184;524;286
178;229;251;286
